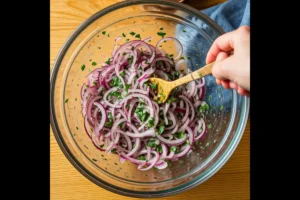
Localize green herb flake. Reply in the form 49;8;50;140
183;29;186;32
167;97;177;104
138;155;146;160
147;140;157;148
160;27;163;30
148;40;151;42
126;39;130;42
187;56;191;59
81;64;86;71
186;139;190;145
122;33;126;37
198;72;202;78
92;158;97;162
102;31;106;35
135;34;141;39
111;148;117;154
170;146;177;152
120;71;126;77
208;95;212;101
207;124;212;129
156;145;163;153
105;121;113;128
105;58;111;65
107;34;110;37
220;105;224;110
180;56;185;60
150;83;157;90
76;127;78;130
84;145;88;149
64;99;69;103
158;125;165;135
157;32;166;38
175;131;185;139
108;112;113;121
147;117;155;128
92;61;97;66
125;84;131;93
129;31;136;36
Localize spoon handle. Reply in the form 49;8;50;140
173;61;214;87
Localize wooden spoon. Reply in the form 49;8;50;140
149;61;214;103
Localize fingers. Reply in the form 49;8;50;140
206;31;235;64
212;55;237;82
206;26;250;64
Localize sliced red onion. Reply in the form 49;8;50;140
93;102;107;135
156;37;183;60
80;38;208;171
156;134;187;146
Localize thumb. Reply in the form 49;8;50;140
212;54;237;83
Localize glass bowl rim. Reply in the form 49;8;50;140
50;0;249;198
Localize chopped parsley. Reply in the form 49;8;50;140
207;124;212;129
111;148;117;154
158;125;165;135
160;27;163;30
105;58;111;65
174;131;185;139
147;138;157;148
135;34;141;39
156;145;163;153
183;29;186;32
167;97;177;104
138;155;146;160
186;139;190;145
147;117;155;128
110;77;123;88
126;38;130;42
108;112;113;121
120;71;125;77
180;56;185;60
102;31;106;35
157;32;166;38
92;61;97;66
129;31;135;36
220;105;224;110
150;83;157;90
81;64;86;71
100;144;104;148
122;33;126;37
208;95;212;101
170;146;177;152
199;103;210;113
125;84;131;93
105;121;113;127
92;158;97;162
108;91;123;99
64;99;69;103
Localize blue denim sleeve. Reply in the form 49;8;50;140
175;0;250;109
201;0;250;32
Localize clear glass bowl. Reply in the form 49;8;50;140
50;0;249;198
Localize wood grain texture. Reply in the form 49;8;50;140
50;0;249;199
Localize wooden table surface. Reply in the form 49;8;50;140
50;0;249;199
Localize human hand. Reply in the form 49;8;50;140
206;26;250;97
